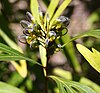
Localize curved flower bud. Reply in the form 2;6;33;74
48;31;56;41
20;20;33;28
26;12;35;22
18;35;27;44
57;16;70;26
30;40;39;48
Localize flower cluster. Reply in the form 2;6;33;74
19;9;70;53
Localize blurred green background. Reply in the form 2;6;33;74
0;0;100;93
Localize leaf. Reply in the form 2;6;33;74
11;61;27;78
0;54;39;65
50;0;71;28
0;43;41;66
39;45;47;76
44;0;60;23
76;29;100;39
49;75;96;93
62;29;100;48
0;29;21;51
80;77;100;93
0;54;41;65
0;81;25;93
30;0;39;23
0;43;24;56
76;44;100;73
30;0;44;30
53;68;72;80
0;29;27;77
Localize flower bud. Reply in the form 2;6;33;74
26;12;35;22
20;20;33;28
48;31;56;41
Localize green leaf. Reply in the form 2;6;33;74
62;29;100;48
30;0;44;30
30;0;39;23
80;77;100;93
0;81;25;93
76;29;100;39
0;43;41;66
0;54;40;65
39;45;47;76
49;76;96;93
53;68;72;80
39;45;47;67
50;0;71;28
76;44;100;73
44;0;60;21
0;29;21;51
0;43;24;56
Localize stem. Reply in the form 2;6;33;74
45;69;48;93
44;52;49;93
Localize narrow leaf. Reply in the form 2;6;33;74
0;43;41;65
50;0;71;28
0;54;41;66
0;29;21;51
39;45;47;67
30;0;39;23
39;45;47;76
0;43;24;56
62;29;100;48
49;75;96;93
0;81;25;93
76;44;100;73
44;0;59;22
30;0;44;30
11;61;27;78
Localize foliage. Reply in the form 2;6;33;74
49;76;96;93
77;44;100;73
0;81;25;93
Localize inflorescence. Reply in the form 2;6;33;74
19;8;70;53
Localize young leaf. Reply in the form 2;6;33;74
76;44;100;73
30;0;39;23
49;76;96;93
44;0;59;22
62;29;100;48
30;0;43;29
50;0;71;28
39;45;47;76
39;45;47;67
0;81;25;93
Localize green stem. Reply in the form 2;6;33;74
44;51;49;93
